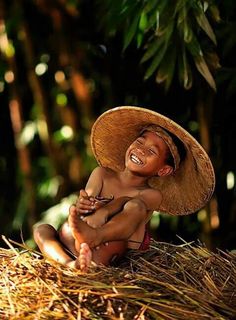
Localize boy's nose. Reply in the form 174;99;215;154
136;147;146;156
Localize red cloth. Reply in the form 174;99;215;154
139;228;151;251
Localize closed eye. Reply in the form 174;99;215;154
136;138;145;145
149;148;158;155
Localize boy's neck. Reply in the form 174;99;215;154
117;170;149;188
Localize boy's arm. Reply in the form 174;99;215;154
75;167;104;215
82;196;131;228
84;166;104;197
98;196;132;220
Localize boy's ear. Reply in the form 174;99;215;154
157;165;173;177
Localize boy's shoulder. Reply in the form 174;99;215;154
140;187;162;198
92;166;115;177
138;187;163;211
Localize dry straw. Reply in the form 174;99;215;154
0;237;235;320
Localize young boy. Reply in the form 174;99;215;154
33;106;215;271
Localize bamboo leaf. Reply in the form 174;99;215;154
178;46;192;90
123;14;140;51
186;32;202;57
141;36;165;63
137;32;144;48
143;0;159;15
194;56;216;91
143;21;174;80
209;4;221;23
144;47;166;80
183;24;193;43
155;43;177;91
139;12;147;32
195;12;217;45
186;32;216;90
177;5;193;43
176;1;187;25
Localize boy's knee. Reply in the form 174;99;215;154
33;224;55;242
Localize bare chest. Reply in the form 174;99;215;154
100;176;143;199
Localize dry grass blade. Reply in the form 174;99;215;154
0;237;235;319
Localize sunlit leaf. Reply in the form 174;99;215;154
155;42;177;91
144;42;167;80
141;36;165;63
194;56;216;91
143;22;174;80
195;11;217;45
208;4;221;22
186;32;203;57
178;46;192;90
176;1;187;25
123;14;140;51
137;33;144;48
139;12;147;31
183;24;193;43
177;6;193;43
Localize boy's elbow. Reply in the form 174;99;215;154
124;198;147;214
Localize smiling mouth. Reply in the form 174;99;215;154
130;153;143;165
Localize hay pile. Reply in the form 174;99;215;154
0;237;235;320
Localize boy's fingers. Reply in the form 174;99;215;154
79;209;93;215
79;189;89;199
77;200;95;210
69;204;77;211
79;198;93;205
76;202;94;211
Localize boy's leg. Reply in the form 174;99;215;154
91;241;127;266
67;205;128;266
34;222;127;270
33;224;79;268
68;199;146;248
58;221;78;255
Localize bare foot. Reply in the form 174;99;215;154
66;243;93;272
78;243;93;272
68;205;101;250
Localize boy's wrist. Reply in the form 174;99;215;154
100;207;109;222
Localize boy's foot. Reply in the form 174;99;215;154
66;243;93;272
68;205;100;251
78;243;93;272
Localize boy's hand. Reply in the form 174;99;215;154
76;189;96;215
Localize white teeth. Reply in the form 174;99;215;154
130;154;143;165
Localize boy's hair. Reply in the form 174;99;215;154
165;131;186;168
140;125;185;171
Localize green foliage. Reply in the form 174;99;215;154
98;0;220;91
34;193;77;231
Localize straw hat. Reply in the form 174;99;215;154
91;106;215;215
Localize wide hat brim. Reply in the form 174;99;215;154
91;106;215;215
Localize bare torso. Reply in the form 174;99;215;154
60;167;161;252
94;168;157;249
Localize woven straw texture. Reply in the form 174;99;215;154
91;106;215;215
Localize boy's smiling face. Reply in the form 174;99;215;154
125;131;173;177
